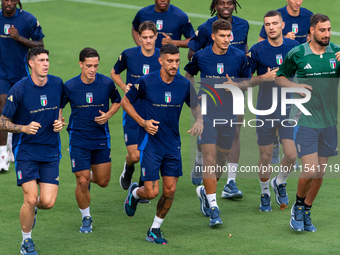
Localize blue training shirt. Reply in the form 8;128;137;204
187;16;249;54
247;38;299;116
126;70;198;153
2;75;63;162
259;6;313;44
113;46;161;129
0;9;44;83
132;4;194;49
62;73;121;150
185;45;251;120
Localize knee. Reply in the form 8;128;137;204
129;151;140;164
204;153;216;165
144;189;159;200
24;196;38;208
260;151;272;164
96;177;110;188
283;152;296;165
40;198;56;209
77;176;90;191
163;186;176;197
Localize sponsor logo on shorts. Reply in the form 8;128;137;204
142;167;145;177
72;159;75;168
17;171;22;180
4;24;10;35
55;176;59;181
124;134;128;142
297;144;301;153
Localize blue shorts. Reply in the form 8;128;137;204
0;78;13;95
123;110;139;146
140;150;182;181
197;118;236;150
15;159;60;186
257;118;294;146
69;146;111;173
294;126;338;158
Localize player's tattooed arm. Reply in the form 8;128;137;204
0;115;41;134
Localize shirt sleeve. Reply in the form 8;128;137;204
247;47;258;75
180;13;195;39
186;82;199;108
126;78;146;105
109;81;122;104
113;50;128;74
259;25;267;39
60;83;69;109
2;87;20;120
184;52;200;76
240;55;251;79
28;15;45;41
132;10;142;31
187;25;206;52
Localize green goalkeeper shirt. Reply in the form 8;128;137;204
277;42;340;129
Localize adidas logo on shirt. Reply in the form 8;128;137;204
304;63;312;69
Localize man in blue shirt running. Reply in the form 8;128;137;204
111;21;161;201
0;47;65;255
0;0;44;170
122;44;203;244
62;47;121;234
131;0;194;49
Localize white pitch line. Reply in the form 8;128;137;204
21;0;53;3
43;0;340;36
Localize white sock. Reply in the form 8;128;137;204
206;193;218;208
195;148;203;165
22;231;32;244
150;215;164;229
276;170;290;185
79;207;90;219
132;187;140;199
260;179;271;196
227;163;238;183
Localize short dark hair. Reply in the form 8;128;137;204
138;21;157;35
264;10;282;21
26;47;49;68
210;0;241;16
310;14;330;28
79;47;100;62
212;19;232;34
160;44;179;55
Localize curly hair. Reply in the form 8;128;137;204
209;0;241;16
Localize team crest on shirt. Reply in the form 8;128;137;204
86;93;93;103
276;54;283;65
142;64;150;75
292;24;298;34
217;63;224;74
165;92;171;103
330;59;336;69
230;31;234;42
156;20;163;30
4;24;10;35
40;95;47;106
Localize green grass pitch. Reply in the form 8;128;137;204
1;0;340;254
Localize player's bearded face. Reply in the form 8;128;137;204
312;21;331;47
139;30;157;51
79;57;99;83
215;0;235;19
161;53;179;77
